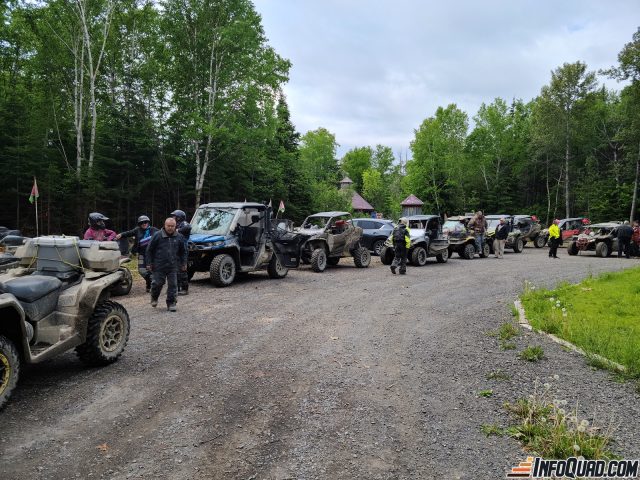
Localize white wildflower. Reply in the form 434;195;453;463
543;383;551;389
549;297;555;302
580;420;589;427
558;408;566;415
553;374;560;381
573;444;581;452
577;425;586;433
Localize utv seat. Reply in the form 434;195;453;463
0;275;62;322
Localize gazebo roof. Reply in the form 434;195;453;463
340;176;354;184
352;192;374;211
401;194;424;206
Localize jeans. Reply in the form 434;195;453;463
151;269;178;305
391;245;407;273
475;234;485;253
493;239;506;258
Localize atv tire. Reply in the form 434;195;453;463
380;246;394;265
0;335;20;410
534;235;547;248
436;248;449;263
513;237;524;253
568;242;578;255
210;254;236;287
267;255;288;279
310;248;327;272
595;242;609;258
462;242;476;260
75;301;130;366
411;246;428;266
353;247;371;268
111;267;133;297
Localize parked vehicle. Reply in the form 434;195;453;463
380;215;450;266
442;214;489;259
188;202;305;287
567;222;620;257
486;215;526;253
540;217;590;245
512;215;545;247
0;236;131;409
297;212;370;272
351;218;394;255
0;235;28;273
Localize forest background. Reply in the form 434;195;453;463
1;0;639;235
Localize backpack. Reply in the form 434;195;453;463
393;226;405;244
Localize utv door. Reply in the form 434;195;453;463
272;234;305;268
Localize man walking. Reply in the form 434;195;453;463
548;219;561;259
617;220;633;259
390;217;411;275
493;217;509;258
170;209;192;295
146;217;187;312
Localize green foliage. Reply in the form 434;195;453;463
519;346;545;362
478;389;493;398
341;146;372;191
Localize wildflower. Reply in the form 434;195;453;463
556;301;561;307
561;307;566;312
577;425;586;433
558;408;566;415
549;297;555;302
540;417;547;423
543;383;551;389
573;444;581;452
561;400;568;406
553;374;560;381
580;419;589;427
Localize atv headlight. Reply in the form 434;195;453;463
202;240;225;248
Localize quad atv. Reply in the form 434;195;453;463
188;202;305;287
442;214;489;259
297;212;371;272
0;236;131;410
512;215;544;248
567;222;620;257
380;215;450;266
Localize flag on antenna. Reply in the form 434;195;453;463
29;178;39;204
278;200;285;213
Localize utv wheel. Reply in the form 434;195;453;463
353;247;371;268
480;243;490;258
534;235;547;248
411;246;428;266
513;237;524;253
380;246;394;265
76;301;130;366
0;335;20;410
327;257;340;266
372;239;385;256
111;267;133;297
210;254;236;287
436;248;449;263
462;242;476;260
595;242;609;258
310;248;327;272
267;255;288;279
568;242;578;256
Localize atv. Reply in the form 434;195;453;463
380;215;450;266
0;236;131;410
296;212;371;272
486;215;526;254
188;202;305;287
512;215;544;248
442;214;489;259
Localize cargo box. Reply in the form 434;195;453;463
78;241;120;271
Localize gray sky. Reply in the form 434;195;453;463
253;1;639;158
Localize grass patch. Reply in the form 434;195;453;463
122;254;142;280
505;380;616;459
480;423;504;437
486;369;511;381
501;341;516;351
520;267;640;376
519;346;544;362
478;389;493;397
499;322;519;341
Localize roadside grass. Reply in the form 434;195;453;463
503;380;617;460
478;389;493;398
486;369;511;381
519;346;544;362
520;267;640;377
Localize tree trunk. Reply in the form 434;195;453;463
630;143;640;223
564;131;570;219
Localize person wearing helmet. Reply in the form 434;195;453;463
390;217;411;275
170;209;192;295
116;215;159;292
84;212;117;241
548;219;561;259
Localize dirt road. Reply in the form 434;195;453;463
1;247;639;479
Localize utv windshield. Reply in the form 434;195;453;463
487;218;502;229
302;216;330;230
443;220;465;234
191;207;237;235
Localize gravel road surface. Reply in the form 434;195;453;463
1;247;639;479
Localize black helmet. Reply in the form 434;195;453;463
88;212;108;229
170;209;186;222
137;215;151;226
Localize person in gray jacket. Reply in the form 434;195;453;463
146;217;187;312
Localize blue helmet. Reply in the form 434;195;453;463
170;210;186;222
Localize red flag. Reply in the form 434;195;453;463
278;200;285;213
29;178;39;204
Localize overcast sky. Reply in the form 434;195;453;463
252;1;639;158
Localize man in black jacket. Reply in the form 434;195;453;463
493;217;510;259
116;215;159;292
170;209;192;295
617;221;633;259
146;217;187;312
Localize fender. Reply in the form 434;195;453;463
0;293;31;362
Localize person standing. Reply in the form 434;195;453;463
631;220;640;257
616;220;633;259
493;217;509;258
390;218;411;275
548;219;561;259
170;209;192;295
116;215;158;292
84;212;117;241
146;217;187;312
468;210;488;256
